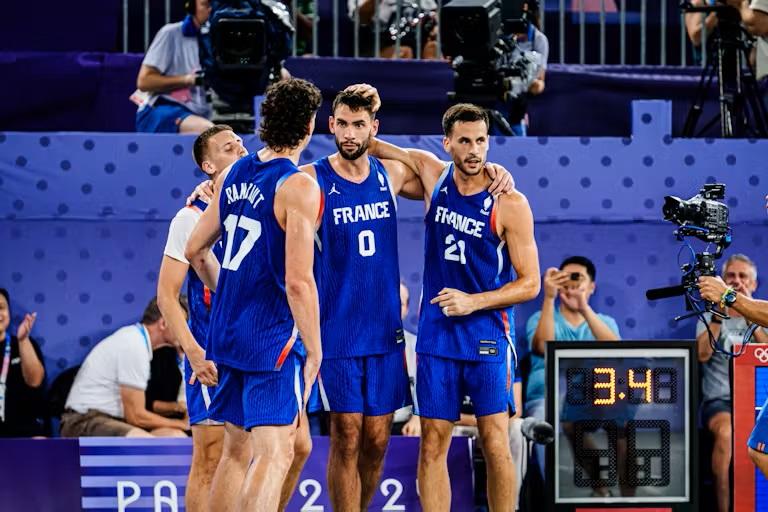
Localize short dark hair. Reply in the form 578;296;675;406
192;124;234;168
331;90;376;119
141;295;188;324
559;256;596;282
0;288;9;308
442;103;489;136
259;78;322;152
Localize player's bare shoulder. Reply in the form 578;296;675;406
298;163;318;180
494;189;533;234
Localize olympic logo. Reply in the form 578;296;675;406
754;348;768;363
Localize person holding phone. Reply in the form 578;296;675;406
523;255;621;481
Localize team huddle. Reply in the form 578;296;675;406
158;78;540;511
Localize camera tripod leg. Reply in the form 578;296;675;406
683;56;718;137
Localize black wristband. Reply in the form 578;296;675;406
711;316;722;325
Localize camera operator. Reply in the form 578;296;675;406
347;0;438;58
698;195;768;480
502;0;548;136
725;0;768;79
696;254;768;512
134;0;214;134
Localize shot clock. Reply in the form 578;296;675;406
546;342;698;511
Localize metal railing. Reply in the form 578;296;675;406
123;0;711;67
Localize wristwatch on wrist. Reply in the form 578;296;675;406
720;287;737;309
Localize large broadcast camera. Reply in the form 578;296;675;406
440;0;541;134
646;183;732;321
198;0;294;132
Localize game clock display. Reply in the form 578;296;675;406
546;342;697;511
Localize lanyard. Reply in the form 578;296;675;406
0;335;10;385
0;334;12;422
136;324;151;356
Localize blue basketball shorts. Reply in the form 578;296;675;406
318;350;411;416
208;352;304;430
184;359;221;426
415;349;515;421
748;395;768;453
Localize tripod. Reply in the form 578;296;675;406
682;5;768;138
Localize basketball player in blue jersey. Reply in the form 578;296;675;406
299;89;515;511
185;78;323;511
157;124;247;512
369;103;541;511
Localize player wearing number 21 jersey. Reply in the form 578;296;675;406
368;102;540;512
185;78;323;511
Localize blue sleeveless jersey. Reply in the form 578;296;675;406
313;156;404;359
207;154;305;372
417;164;516;363
187;198;223;350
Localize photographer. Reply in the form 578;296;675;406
696;254;768;512
725;0;768;79
134;0;214;134
526;256;620;481
698;194;768;481
502;0;548;136
347;0;438;58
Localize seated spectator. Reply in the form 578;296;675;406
134;0;214;134
0;288;47;438
347;0;438;59
696;254;768;512
525;256;620;479
145;345;186;419
685;0;719;66
61;297;189;437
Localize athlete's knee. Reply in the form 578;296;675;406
420;425;451;463
362;430;390;463
294;430;313;464
331;416;362;460
710;419;732;448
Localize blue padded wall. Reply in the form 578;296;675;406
1;102;767;380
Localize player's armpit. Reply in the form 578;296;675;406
383;159;424;200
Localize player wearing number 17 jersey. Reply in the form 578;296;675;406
185;78;323;511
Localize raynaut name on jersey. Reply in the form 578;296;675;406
332;201;391;225
225;182;265;208
434;205;485;238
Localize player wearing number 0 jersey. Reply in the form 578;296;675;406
185;78;323;511
368;103;540;512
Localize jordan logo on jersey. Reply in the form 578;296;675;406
377;172;387;192
440;186;448;194
480;196;493;216
329;183;341;195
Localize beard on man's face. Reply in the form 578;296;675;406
335;136;370;161
454;154;484;176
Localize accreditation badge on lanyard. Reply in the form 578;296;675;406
0;335;12;422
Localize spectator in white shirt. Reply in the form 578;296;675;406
61;297;189;437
